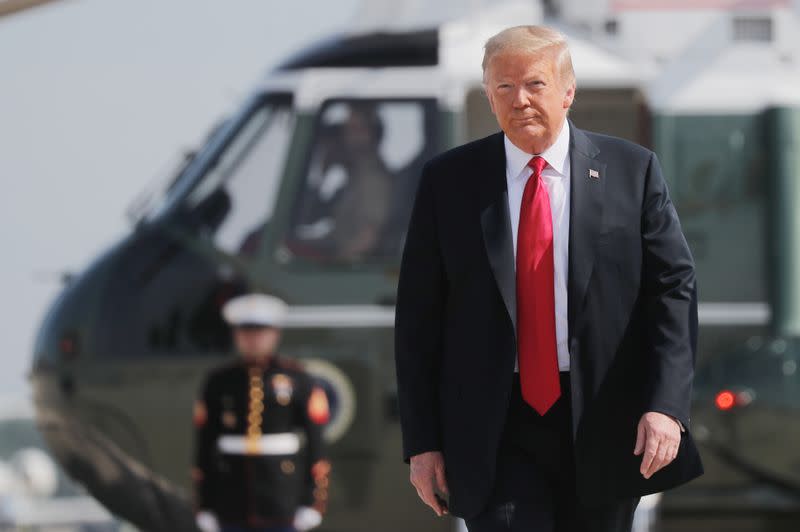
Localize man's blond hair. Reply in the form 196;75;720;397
482;25;576;87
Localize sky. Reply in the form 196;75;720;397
0;0;358;412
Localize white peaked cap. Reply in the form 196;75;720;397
222;293;289;327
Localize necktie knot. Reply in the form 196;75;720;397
527;156;547;177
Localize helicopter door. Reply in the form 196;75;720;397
564;87;650;146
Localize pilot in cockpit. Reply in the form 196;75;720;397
326;103;392;260
290;103;393;262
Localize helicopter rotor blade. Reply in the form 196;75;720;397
0;0;64;19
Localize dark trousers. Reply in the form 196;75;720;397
464;372;640;532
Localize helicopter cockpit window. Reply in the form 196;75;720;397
284;99;437;265
126;117;230;226
182;96;295;258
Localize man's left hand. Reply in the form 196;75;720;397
633;411;681;479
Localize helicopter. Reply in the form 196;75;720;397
29;1;800;531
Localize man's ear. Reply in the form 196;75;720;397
562;81;576;109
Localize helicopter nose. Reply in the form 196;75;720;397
33;282;82;372
31;241;119;379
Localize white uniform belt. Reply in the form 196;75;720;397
217;432;304;455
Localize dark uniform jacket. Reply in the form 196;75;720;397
192;355;330;527
394;123;703;519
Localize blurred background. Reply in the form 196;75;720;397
2;0;799;530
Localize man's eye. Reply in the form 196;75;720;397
497;84;511;90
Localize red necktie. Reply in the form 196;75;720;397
516;156;561;415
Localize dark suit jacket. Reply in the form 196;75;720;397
394;120;703;518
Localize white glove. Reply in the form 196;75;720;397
196;510;220;532
293;506;322;531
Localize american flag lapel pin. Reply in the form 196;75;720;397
589;169;600;179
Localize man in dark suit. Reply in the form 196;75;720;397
394;25;703;532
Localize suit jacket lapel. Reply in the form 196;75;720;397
567;121;605;346
478;124;606;341
479;133;518;334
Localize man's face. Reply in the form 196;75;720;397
343;110;375;150
233;326;281;359
485;49;575;154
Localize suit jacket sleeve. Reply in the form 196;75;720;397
640;152;698;430
394;161;445;463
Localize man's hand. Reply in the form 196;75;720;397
634;411;681;479
409;450;449;516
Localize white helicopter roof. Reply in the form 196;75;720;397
258;1;642;112
260;67;445;112
258;1;799;115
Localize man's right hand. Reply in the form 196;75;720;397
409;450;449;517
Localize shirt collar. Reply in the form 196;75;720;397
504;118;571;181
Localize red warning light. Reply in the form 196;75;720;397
715;390;736;411
59;332;79;360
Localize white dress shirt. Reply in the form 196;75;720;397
506;119;571;372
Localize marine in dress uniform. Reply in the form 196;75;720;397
192;294;331;532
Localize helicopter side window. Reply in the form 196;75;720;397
183;96;295;258
665;116;767;302
283;99;437;266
